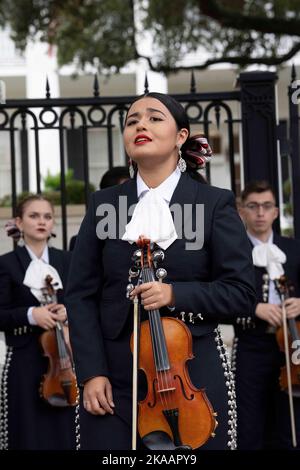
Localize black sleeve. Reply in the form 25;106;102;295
65;193;108;384
0;257;30;330
172;190;256;322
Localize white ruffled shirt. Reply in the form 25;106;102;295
122;168;181;249
24;245;63;325
248;232;286;305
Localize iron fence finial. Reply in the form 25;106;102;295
190;70;196;93
291;64;297;83
144;73;149;94
93;74;100;97
45;76;50;99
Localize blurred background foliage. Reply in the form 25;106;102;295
0;169;95;206
0;1;300;73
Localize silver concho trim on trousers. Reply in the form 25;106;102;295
230;336;239;378
75;387;81;450
214;327;237;450
0;346;13;450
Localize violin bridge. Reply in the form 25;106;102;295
158;387;176;393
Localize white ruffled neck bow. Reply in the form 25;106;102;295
23;258;63;303
252;243;286;280
122;187;177;250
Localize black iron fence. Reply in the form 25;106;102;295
0;70;297;248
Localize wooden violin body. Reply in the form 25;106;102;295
130;237;217;450
135;317;216;449
40;322;78;407
276;320;300;397
39;275;78;407
275;275;300;398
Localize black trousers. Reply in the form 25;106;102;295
2;338;76;450
234;332;300;450
79;324;231;450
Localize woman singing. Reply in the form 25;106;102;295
66;92;256;450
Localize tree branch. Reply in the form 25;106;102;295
135;40;300;74
198;0;300;36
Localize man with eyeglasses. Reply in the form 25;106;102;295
233;180;300;450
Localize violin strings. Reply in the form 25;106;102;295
143;267;167;410
144;267;174;412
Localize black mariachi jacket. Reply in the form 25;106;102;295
236;233;300;336
66;172;256;384
0;246;71;347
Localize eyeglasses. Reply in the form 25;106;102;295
244;202;276;212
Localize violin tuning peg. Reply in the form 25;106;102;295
126;283;134;298
152;249;165;263
129;266;140;278
156;268;167;282
132;249;142;260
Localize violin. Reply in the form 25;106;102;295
130;237;217;450
274;275;300;397
39;275;78;407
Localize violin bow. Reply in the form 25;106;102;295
131;237;150;450
132;293;139;450
276;278;297;447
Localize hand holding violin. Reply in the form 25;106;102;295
284;297;300;319
130;281;175;310
33;303;67;329
32;303;58;330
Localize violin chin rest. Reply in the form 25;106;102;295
142;431;191;451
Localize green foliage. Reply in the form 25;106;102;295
0;191;32;207
0;0;136;73
0;170;95;206
1;0;300;72
65;179;94;204
282;227;294;237
43;169;95;204
44;168;74;191
283;178;291;198
283;179;293;216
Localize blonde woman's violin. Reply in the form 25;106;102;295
39;275;78;407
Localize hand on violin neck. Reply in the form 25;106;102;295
83;376;115;416
130;281;175;311
284;297;300;319
32;304;60;330
255;302;282;327
48;303;67;322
